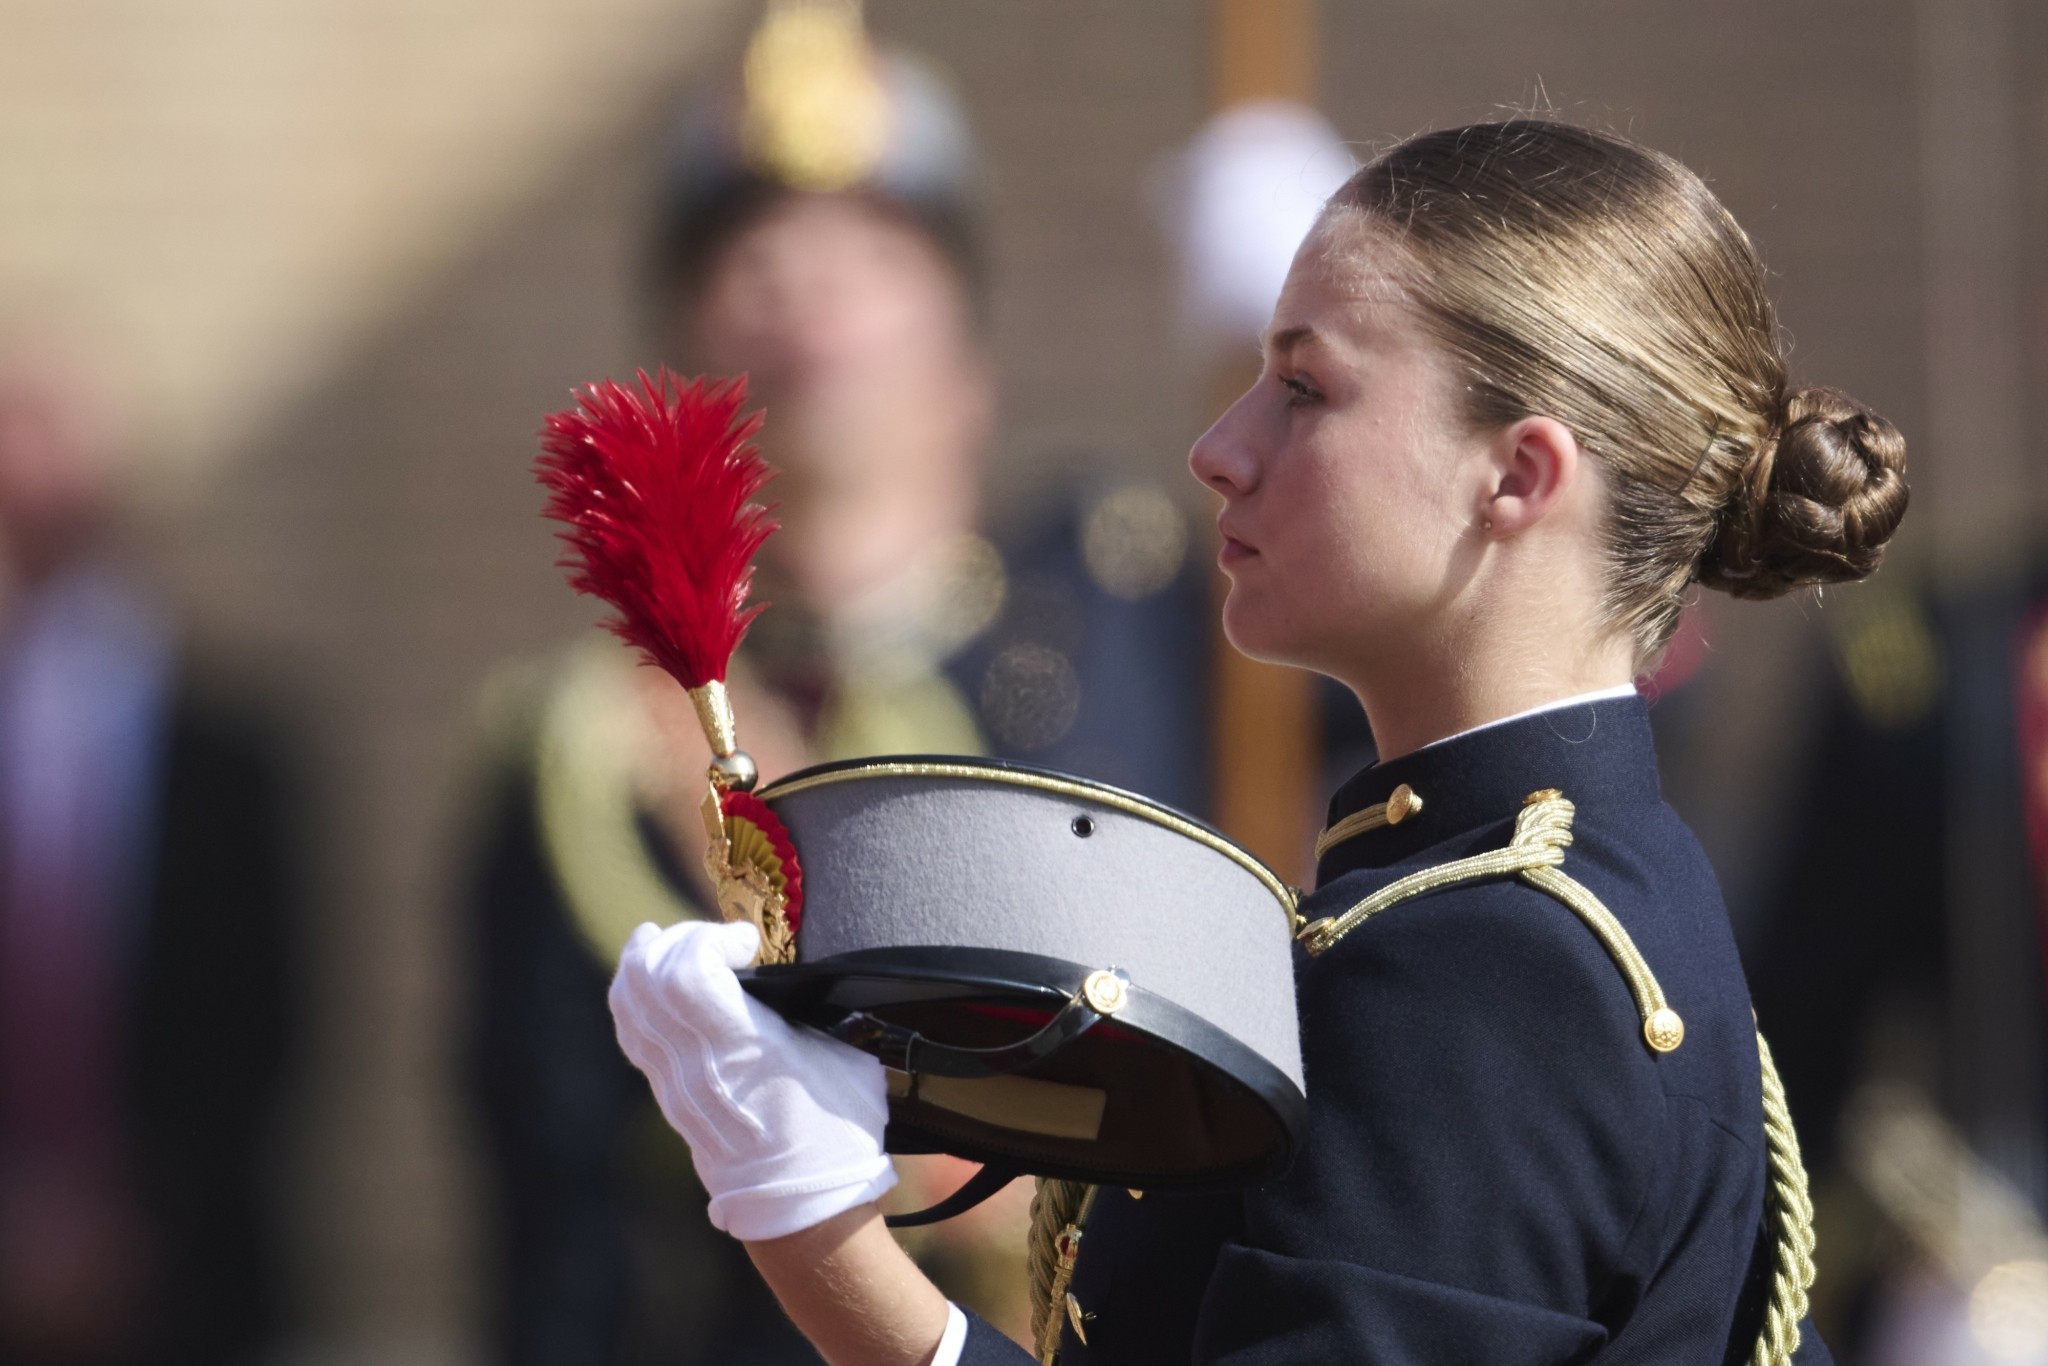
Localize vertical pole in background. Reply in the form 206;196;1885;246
1213;0;1314;112
1206;0;1322;883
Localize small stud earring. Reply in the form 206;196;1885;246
1481;516;1494;532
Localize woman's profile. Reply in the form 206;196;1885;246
604;119;1907;1365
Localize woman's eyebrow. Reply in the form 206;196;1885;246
1261;323;1317;359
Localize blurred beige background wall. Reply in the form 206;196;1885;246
0;1;2039;1360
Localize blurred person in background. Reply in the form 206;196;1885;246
1743;572;2048;1364
462;2;1209;1362
0;331;303;1366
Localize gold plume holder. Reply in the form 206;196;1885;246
687;680;796;965
688;680;747;777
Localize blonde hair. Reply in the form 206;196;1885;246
1329;120;1908;657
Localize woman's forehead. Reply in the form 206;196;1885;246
1301;212;1410;294
1271;229;1418;359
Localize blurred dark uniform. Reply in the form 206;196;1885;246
461;12;1210;1362
0;562;302;1366
1743;575;2048;1355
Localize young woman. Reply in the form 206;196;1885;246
606;120;1904;1365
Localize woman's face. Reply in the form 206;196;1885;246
1189;219;1493;683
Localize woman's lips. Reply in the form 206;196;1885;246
1218;534;1256;568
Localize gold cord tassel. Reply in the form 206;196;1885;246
1027;1178;1098;1364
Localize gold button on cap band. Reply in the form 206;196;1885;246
1644;1007;1685;1053
1082;969;1128;1015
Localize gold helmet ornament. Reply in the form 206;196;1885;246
649;0;980;298
741;0;892;192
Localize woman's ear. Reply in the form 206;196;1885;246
1480;416;1580;536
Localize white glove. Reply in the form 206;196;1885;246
610;919;897;1241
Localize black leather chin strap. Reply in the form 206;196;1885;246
819;970;1130;1226
882;1160;1022;1228
822;978;1111;1079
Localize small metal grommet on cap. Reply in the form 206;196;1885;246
1081;968;1128;1015
1070;814;1095;838
1644;1007;1686;1053
1386;783;1421;825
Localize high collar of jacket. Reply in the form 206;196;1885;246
1315;693;1662;883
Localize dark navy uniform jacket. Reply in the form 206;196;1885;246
961;695;1831;1364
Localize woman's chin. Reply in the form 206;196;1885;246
1220;598;1305;667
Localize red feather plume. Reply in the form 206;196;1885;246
537;369;777;688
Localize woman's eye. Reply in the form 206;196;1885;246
1280;375;1320;405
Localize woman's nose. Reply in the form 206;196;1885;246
1188;389;1260;497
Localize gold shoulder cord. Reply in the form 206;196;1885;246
1024;789;1817;1365
1752;1027;1819;1366
1306;789;1816;1365
535;645;697;962
1299;791;1685;1052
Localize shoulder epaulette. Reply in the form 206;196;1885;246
1300;787;1818;1365
1302;789;1685;1053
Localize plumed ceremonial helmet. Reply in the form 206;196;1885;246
648;0;982;303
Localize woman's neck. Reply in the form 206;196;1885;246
1341;515;1639;760
1347;622;1637;763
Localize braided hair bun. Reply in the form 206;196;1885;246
1697;386;1909;600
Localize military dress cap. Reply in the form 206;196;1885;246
537;372;1306;1216
649;0;981;295
739;755;1308;1207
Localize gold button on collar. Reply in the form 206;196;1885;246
1312;785;1426;860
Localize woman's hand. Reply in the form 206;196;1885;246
610;919;957;1365
609;918;897;1240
